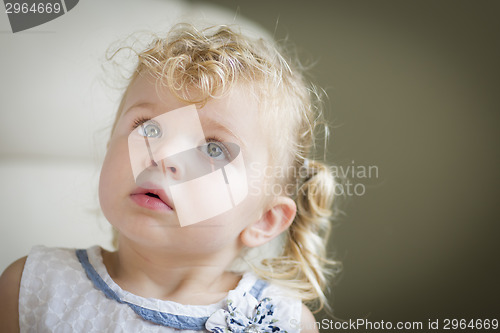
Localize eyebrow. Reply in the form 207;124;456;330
203;117;246;150
124;102;155;114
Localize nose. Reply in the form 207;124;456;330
148;136;193;182
153;157;182;181
148;159;177;175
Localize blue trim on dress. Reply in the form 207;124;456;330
75;249;121;302
76;249;208;330
76;249;269;331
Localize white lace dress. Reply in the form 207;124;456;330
19;246;302;332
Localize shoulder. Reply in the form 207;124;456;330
0;256;27;333
21;245;86;274
300;304;319;333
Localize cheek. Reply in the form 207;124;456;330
245;164;270;207
99;141;133;206
98;154;117;217
183;196;262;239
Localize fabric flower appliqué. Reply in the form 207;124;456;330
205;290;287;333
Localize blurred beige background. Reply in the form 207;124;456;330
1;0;499;330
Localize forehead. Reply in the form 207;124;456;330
123;74;266;144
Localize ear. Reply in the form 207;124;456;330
240;196;297;248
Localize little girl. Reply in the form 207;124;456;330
0;24;337;332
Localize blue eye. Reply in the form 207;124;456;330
207;142;223;158
201;141;229;160
138;120;162;138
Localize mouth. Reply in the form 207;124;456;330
130;187;174;212
145;192;161;199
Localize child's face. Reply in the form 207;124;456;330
99;73;270;254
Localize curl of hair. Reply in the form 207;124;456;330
255;160;338;312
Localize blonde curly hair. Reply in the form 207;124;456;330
108;23;339;312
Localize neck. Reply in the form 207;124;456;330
102;236;243;305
